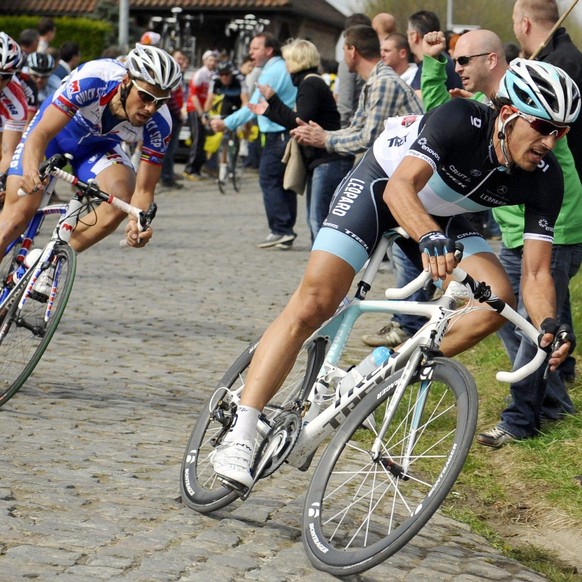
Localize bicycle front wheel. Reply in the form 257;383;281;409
0;244;76;406
180;336;327;514
303;357;478;576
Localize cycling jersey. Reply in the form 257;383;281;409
0;77;28;133
314;99;564;272
9;59;172;180
208;70;245;118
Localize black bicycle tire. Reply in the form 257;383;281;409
180;335;327;514
302;357;478;576
0;244;76;406
230;138;240;192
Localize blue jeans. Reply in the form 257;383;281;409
391;243;431;336
306;157;353;243
258;132;297;236
497;243;581;439
161;116;182;182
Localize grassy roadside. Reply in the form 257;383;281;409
451;271;582;581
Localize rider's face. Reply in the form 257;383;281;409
505;109;559;172
125;78;171;126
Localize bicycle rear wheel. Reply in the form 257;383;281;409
302;357;478;576
180;336;327;513
0;244;76;406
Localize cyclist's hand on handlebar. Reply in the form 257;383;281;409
19;168;47;196
125;219;153;248
418;231;459;281
538;318;576;371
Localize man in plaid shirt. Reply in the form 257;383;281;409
292;25;423;155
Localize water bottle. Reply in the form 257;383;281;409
340;346;392;393
11;264;27;285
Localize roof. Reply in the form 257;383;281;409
0;0;346;28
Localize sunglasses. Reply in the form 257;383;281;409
452;52;490;66
0;72;13;81
514;110;569;139
131;79;170;108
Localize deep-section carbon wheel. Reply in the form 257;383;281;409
302;358;478;576
180;336;327;514
0;244;76;406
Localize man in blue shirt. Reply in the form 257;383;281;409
211;33;297;249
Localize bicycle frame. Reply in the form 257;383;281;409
253;233;546;474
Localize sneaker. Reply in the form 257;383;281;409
275;238;295;250
161;179;183;189
182;172;205;182
362;321;409;348
210;439;254;489
257;233;296;249
476;426;516;448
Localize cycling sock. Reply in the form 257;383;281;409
224;405;260;444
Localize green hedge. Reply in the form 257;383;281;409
0;15;114;62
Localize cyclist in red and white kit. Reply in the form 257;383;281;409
1;43;181;254
0;32;28;198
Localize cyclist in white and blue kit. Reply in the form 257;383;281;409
1;43;181;256
212;59;581;489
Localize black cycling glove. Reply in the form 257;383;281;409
418;230;456;259
538;317;576;355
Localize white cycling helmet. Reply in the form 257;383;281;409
0;31;25;73
498;58;581;124
125;43;181;91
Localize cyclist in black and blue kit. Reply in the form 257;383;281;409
212;58;581;489
206;61;248;118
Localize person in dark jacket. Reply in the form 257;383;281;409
248;38;354;242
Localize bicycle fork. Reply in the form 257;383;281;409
370;348;432;476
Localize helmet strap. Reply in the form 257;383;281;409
118;79;132;119
496;111;518;172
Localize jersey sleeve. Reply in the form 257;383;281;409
53;62;113;119
406;100;486;172
140;107;172;166
523;155;564;243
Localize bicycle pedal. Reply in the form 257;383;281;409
217;474;253;496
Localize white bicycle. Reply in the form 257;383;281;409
180;229;548;576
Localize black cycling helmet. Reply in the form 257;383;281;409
27;52;56;77
216;61;234;75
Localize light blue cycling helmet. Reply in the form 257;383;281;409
498;58;581;124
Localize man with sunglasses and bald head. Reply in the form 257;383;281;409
1;44;181;258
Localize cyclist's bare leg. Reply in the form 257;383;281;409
0;174;43;260
239;250;355;411
70;163;136;252
440;251;515;356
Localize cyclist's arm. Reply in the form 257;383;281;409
0;129;22;176
521;239;557;329
383;156;456;278
521;238;570;369
21;104;70;192
124;160;159;245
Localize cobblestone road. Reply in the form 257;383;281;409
1;168;547;581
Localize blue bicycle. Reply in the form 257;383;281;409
0;155;156;406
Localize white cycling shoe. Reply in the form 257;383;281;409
211;439;254;489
